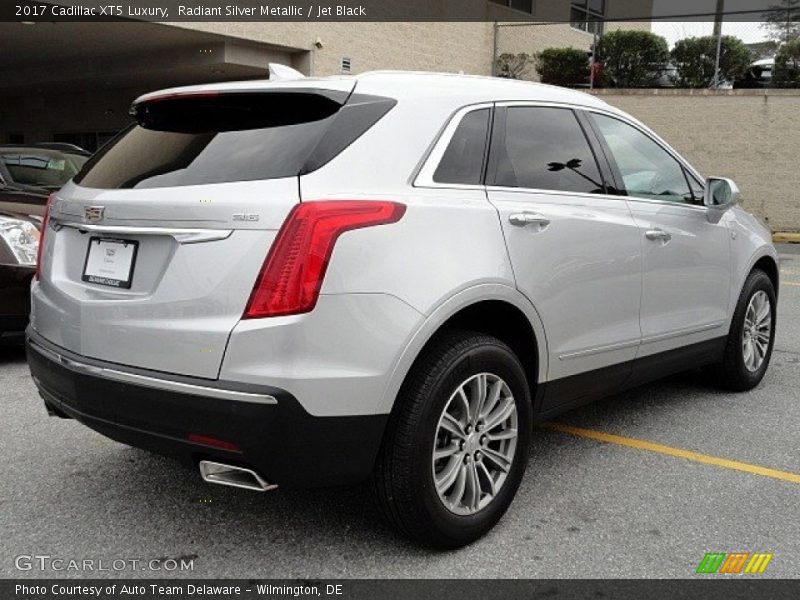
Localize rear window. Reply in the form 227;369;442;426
74;91;395;189
1;149;87;188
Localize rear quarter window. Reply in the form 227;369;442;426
433;108;490;185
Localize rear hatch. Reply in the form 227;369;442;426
32;81;394;379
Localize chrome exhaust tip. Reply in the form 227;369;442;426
198;460;277;492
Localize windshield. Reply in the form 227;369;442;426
0;149;88;188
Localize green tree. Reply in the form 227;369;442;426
773;38;800;87
495;53;533;79
671;36;752;88
534;47;589;86
761;0;800;43
596;30;669;88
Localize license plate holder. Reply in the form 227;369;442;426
81;237;139;289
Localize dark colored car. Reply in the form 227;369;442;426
0;146;88;344
32;143;92;157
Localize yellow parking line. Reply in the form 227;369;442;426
783;281;800;287
543;422;800;485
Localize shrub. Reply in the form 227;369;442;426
495;53;533;79
773;38;800;87
534;47;589;86
671;35;752;88
596;30;669;87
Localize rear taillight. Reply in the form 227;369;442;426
244;200;406;319
34;193;55;280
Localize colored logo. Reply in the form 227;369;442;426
696;552;773;574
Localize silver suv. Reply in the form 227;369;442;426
27;71;778;548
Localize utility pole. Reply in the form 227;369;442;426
491;22;498;77
712;0;724;37
712;0;725;89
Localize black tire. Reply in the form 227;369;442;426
373;330;532;549
710;269;777;391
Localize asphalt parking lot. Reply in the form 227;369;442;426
2;244;799;579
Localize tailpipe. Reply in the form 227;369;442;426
198;460;277;492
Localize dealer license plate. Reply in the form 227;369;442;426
81;237;139;289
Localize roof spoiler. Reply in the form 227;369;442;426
268;63;306;81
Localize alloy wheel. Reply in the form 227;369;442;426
742;290;772;372
432;372;518;515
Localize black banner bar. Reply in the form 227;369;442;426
4;579;800;600
3;0;800;22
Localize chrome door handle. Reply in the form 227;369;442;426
644;228;671;242
509;212;551;228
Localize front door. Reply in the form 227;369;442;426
588;112;732;360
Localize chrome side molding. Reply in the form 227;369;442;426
559;321;727;361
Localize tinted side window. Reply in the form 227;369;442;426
489;107;604;194
433;109;489;185
592;114;693;204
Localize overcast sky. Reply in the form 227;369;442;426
650;0;772;46
651;22;769;46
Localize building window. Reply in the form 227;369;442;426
341;57;351;73
571;0;605;35
489;0;534;15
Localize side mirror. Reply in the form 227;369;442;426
703;177;739;223
704;177;740;210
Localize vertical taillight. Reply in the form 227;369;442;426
34;193;55;280
244;200;406;319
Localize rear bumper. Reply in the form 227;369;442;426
26;330;388;488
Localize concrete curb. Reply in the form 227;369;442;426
773;232;800;244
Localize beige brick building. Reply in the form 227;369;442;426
5;2;798;229
592;89;800;232
0;1;653;148
182;0;653;80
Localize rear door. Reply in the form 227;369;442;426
32;84;396;379
485;104;643;409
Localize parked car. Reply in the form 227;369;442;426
32;142;92;157
656;61;678;87
737;58;774;88
26;71;778;548
0;146;88;343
